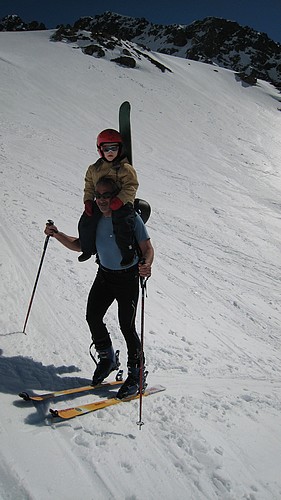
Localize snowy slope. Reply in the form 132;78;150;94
1;29;281;500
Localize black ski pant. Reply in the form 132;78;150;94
78;202;101;256
86;265;142;366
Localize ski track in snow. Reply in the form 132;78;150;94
1;30;281;499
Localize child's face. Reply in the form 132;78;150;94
101;143;119;162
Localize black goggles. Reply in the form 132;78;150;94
94;191;113;200
102;144;119;153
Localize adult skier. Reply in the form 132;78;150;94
44;177;153;399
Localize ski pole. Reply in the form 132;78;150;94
22;219;54;334
137;275;148;429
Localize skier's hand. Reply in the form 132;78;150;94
84;200;93;216
138;260;151;278
109;197;123;211
44;223;58;236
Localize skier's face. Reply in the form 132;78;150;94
101;143;119;162
95;185;114;216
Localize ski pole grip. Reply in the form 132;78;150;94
46;219;58;234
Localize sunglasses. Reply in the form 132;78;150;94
102;144;119;153
94;191;113;200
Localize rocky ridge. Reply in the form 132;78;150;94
0;14;46;31
1;12;280;87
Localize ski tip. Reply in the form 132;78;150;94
120;101;131;113
49;409;59;417
146;385;166;393
18;392;30;401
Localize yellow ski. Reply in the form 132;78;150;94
19;379;122;401
49;385;166;420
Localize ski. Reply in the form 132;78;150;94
18;379;123;402
49;385;166;420
119;101;132;164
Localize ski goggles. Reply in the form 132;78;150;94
94;191;113;200
101;144;119;153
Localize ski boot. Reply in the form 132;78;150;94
116;365;148;400
78;252;92;262
92;346;121;385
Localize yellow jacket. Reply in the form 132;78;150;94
83;157;139;204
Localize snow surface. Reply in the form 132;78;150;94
1;29;281;500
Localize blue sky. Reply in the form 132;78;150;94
1;0;280;43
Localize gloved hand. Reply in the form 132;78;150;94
84;200;93;216
109;197;123;211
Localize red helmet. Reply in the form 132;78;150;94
97;129;123;148
96;129;123;159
